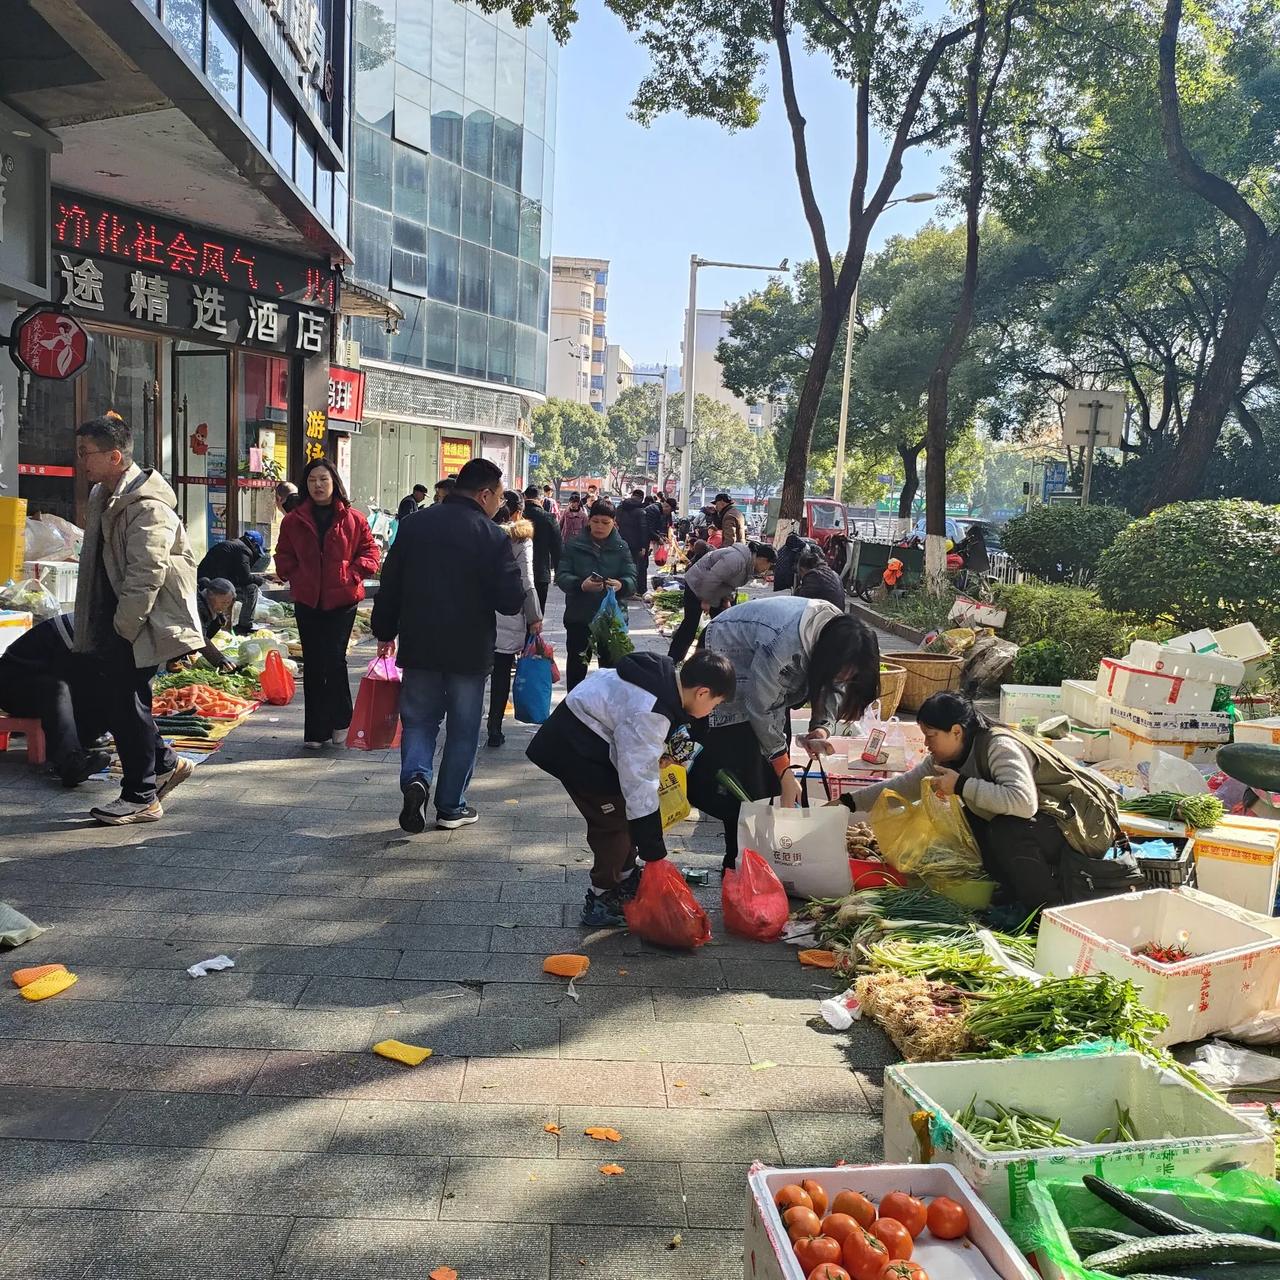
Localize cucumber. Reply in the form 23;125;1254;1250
1069;1227;1138;1255
1082;1176;1206;1237
1217;742;1280;792
1084;1233;1280;1275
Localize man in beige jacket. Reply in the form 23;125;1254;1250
73;412;203;824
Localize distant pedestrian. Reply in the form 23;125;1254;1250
398;483;428;520
556;499;636;690
275;458;380;750
668;541;777;663
72;411;203;824
523;484;563;611
559;492;588;541
617;488;653;597
371;458;524;833
275;481;301;515
713;492;745;545
794;547;847;609
433;477;456;504
542;484;560;517
646;495;673;547
488;491;544;748
197;529;266;634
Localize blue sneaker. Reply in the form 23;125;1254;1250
580;889;625;927
617;867;642;901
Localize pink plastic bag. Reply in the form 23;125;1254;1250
623;860;712;950
722;848;789;942
345;656;401;750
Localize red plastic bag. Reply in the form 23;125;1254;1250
654;544;668;566
623;860;712;950
259;649;295;705
722;848;789;942
345;656;401;750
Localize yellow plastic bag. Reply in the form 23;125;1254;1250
869;778;983;883
658;761;690;831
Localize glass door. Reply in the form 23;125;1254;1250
235;351;290;551
173;343;230;563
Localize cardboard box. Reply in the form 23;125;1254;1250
1061;678;1111;727
744;1160;1038;1280
999;684;1062;724
1234;716;1280;747
1108;703;1233;743
883;1051;1273;1221
1191;815;1280;915
1128;639;1246;689
1097;658;1217;712
1035;888;1280;1045
950;594;1008;629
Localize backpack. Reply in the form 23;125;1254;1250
975;726;1124;858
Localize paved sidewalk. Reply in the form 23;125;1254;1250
0;591;896;1279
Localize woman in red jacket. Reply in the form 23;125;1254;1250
275;458;380;748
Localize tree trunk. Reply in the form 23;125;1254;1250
1145;242;1280;509
898;441;924;518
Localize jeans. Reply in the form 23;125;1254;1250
631;547;649;597
487;652;515;737
294;603;356;742
234;581;260;635
399;668;487;815
90;638;176;803
965;810;1067;912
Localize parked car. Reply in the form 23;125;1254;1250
905;516;1003;552
763;496;849;550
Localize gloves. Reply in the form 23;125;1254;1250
629;811;667;862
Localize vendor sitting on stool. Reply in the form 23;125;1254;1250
836;691;1074;913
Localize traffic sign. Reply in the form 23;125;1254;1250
528;451;540;467
8;306;91;380
1064;389;1124;447
1043;460;1069;500
647;449;659;468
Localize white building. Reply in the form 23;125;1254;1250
604;344;634;408
690;308;781;437
548;256;609;411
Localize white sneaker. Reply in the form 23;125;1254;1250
91;797;163;825
303;740;325;750
331;730;347;747
156;757;194;801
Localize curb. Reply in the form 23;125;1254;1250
848;600;928;646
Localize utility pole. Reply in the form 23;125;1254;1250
678;255;700;517
1080;399;1102;507
832;281;857;499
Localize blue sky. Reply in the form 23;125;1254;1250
549;2;955;366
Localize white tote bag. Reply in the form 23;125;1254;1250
737;797;852;899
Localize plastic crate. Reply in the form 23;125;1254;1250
1133;838;1195;889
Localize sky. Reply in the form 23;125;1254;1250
548;1;956;368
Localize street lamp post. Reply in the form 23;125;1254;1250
551;336;589;405
679;254;790;516
831;193;938;510
624;366;669;492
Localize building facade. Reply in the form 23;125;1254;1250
603;343;633;409
344;0;557;509
3;0;351;561
548;255;607;411
691;307;780;438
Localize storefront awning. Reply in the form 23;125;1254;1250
338;281;403;327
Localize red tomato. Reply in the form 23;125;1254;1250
809;1267;852;1280
777;1184;816;1213
820;1213;863;1246
803;1179;831;1218
843;1229;889;1280
880;1263;928;1280
878;1192;927;1239
830;1189;877;1229
785;1207;824;1242
795;1236;843;1274
870;1218;914;1261
926;1196;970;1240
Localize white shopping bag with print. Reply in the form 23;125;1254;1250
737;797;851;899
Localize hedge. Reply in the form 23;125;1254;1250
1002;504;1131;584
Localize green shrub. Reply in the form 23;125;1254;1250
994;582;1172;680
1095;500;1280;633
1002;504;1131;583
1012;639;1072;685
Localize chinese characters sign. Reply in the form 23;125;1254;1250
9;306;91;380
328;366;365;424
440;437;473;477
304;409;327;463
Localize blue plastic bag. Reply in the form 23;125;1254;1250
587;587;634;664
512;632;555;724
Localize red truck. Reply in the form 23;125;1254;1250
763;496;849;550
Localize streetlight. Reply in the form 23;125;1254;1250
832;192;939;507
622;366;670;493
679;255;790;516
551;336;589;405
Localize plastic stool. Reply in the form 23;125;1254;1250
0;717;46;765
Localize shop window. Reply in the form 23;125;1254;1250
428;158;461;235
243;58;269;145
164;0;204;66
461;172;492;246
236;350;290;547
493;117;521;190
207;7;239;107
271;97;294;176
457;310;488;379
425;301;458;372
459;241;490;313
427;230;459;304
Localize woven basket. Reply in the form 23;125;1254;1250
885;651;964;712
876;663;907;721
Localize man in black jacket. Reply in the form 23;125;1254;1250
397;483;428;519
522;484;563;611
616;488;653;597
372;458;524;834
197;531;266;634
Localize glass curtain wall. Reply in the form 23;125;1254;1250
350;0;555;393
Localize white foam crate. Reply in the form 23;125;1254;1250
883;1051;1273;1222
1096;657;1216;712
744;1160;1038;1280
999;684;1062;725
1103;722;1220;768
1191;816;1280;915
1128;639;1246;689
1061;678;1110;727
22;559;78;607
1108;703;1232;743
1234;716;1280;747
0;610;32;657
1212;622;1271;680
1035;887;1280;1045
1168;628;1219;654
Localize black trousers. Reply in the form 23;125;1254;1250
687;719;780;865
565;621;616;691
534;579;550;612
92;638;175;802
0;669;89;769
488;652;516;736
234;581;260;634
965;809;1067;913
294;603;356;742
668;587;726;663
631;547;649;597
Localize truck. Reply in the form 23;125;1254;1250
762;496;849;550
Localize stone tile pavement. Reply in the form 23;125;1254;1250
0;590;899;1279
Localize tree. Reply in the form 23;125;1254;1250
747;431;785;503
529;399;613;495
683;395;758;495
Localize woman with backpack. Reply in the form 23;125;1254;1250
834;691;1126;912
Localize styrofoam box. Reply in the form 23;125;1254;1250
1104;721;1220;767
743;1160;1038;1280
0;610;32;657
999;684;1062;724
1074;726;1112;763
1128;638;1246;689
1213;622;1271;679
1168;627;1219;654
1061;678;1110;727
1192;815;1280;915
1108;703;1233;743
1034;888;1280;1045
883;1051;1273;1222
1096;658;1217;713
1235;716;1280;747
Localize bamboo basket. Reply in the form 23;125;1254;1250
885;651;963;712
876;662;907;721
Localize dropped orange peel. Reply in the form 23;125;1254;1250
584;1126;622;1142
12;964;67;988
543;1123;562;1135
430;1268;458;1280
543;953;590;979
598;1163;625;1176
798;949;838;969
